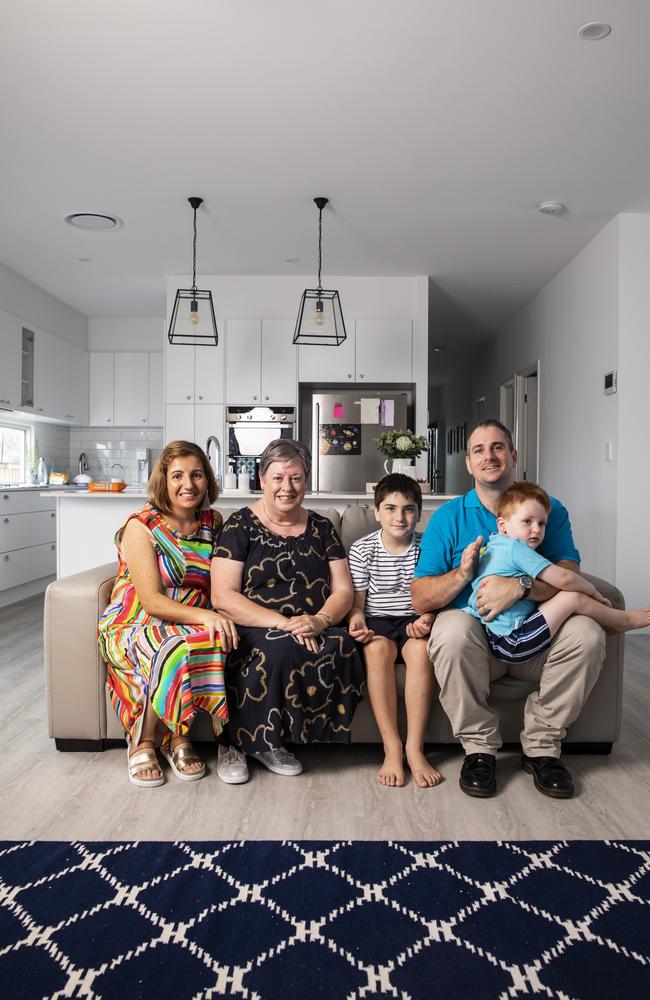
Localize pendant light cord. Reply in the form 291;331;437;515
192;206;198;296
317;205;323;294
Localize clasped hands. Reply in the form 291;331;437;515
459;534;520;622
348;612;434;644
281;613;329;652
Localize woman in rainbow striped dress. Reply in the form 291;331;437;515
98;441;237;787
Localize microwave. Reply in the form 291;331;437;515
226;406;296;490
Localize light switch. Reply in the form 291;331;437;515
605;441;614;462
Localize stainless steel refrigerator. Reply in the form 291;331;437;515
299;386;413;493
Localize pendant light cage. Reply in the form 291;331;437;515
168;197;218;347
293;197;347;347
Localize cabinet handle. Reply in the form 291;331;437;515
264;395;269;401
51;544;56;551
51;512;56;518
3;555;9;562
198;394;203;400
65;413;74;419
347;374;352;379
106;418;112;423
3;518;9;524
253;395;258;401
186;395;191;401
141;419;146;423
38;407;43;412
2;495;9;501
359;373;365;379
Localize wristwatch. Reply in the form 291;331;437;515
518;575;533;600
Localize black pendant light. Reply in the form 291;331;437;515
293;197;347;346
168;197;218;346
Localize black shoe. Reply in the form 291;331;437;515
459;753;496;798
521;755;574;798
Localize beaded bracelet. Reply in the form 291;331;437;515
316;610;333;629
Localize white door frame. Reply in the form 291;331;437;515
513;360;540;481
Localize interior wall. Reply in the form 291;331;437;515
0;261;88;349
617;215;650;612
459;218;620;582
88;317;164;352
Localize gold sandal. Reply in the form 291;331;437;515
127;741;164;788
161;740;205;782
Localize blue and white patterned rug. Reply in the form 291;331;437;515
1;839;649;998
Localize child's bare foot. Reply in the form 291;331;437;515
405;745;442;788
608;608;650;634
378;742;405;787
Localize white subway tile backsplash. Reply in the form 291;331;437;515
69;426;163;484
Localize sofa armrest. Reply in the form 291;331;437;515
582;572;625;610
44;562;118;741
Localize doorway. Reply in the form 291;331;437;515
500;362;539;482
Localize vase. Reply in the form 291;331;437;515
383;458;417;479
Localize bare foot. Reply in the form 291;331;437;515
378;742;405;787
405;745;442;788
608;608;650;634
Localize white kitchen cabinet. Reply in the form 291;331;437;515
89;353;115;426
297;319;412;383
226;319;297;404
148;352;164;426
57;337;89;424
114;352;149;426
33;329;60;417
165;404;225;477
165;329;225;405
90;352;162;427
355;319;412;382
0;308;22;410
297;323;356;382
0;489;56;594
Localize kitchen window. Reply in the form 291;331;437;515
0;422;29;484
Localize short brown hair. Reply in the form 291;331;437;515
374;474;422;515
468;419;514;453
148;440;218;515
259;438;312;479
497;480;550;519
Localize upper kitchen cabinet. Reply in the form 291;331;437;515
89;352;162;427
226;319;297;404
33;330;89;424
355;319;412;382
114;352;149;425
297;319;412;383
165;328;225;406
0;309;22;410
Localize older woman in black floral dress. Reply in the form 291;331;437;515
211;439;365;782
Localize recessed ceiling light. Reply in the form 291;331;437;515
284;258;300;264
432;344;447;352
76;256;93;263
538;201;567;216
577;22;612;41
64;213;123;230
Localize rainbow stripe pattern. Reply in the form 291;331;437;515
98;503;228;746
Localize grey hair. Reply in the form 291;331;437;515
259;438;312;479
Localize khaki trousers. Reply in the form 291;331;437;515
427;610;605;757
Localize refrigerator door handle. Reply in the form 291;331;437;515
313;401;320;493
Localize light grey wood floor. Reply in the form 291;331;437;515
1;595;648;841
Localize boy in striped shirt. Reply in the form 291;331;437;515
348;474;442;789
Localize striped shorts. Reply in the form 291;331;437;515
484;609;552;663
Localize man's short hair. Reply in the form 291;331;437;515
468;419;514;453
374;474;422;515
497;480;551;519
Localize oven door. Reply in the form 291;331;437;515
228;422;293;457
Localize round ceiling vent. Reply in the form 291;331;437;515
538;201;567;216
64;213;123;230
577;22;612;41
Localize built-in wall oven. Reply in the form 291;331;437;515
226;406;296;490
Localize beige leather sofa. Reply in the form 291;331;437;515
44;504;624;753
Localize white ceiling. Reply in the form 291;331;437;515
2;0;650;358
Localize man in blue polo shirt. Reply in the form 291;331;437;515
412;419;605;799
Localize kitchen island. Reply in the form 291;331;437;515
48;489;457;578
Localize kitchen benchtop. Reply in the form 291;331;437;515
46;489;457;501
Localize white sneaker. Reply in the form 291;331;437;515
217;745;249;784
254;747;303;776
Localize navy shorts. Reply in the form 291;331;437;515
364;614;422;654
484;609;552;663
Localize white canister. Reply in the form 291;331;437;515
224;468;237;490
237;470;250;493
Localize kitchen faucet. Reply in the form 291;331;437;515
205;435;221;486
78;452;89;474
110;463;125;480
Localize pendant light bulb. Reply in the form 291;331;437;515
190;299;200;325
314;299;325;326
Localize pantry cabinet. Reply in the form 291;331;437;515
226;320;297;404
